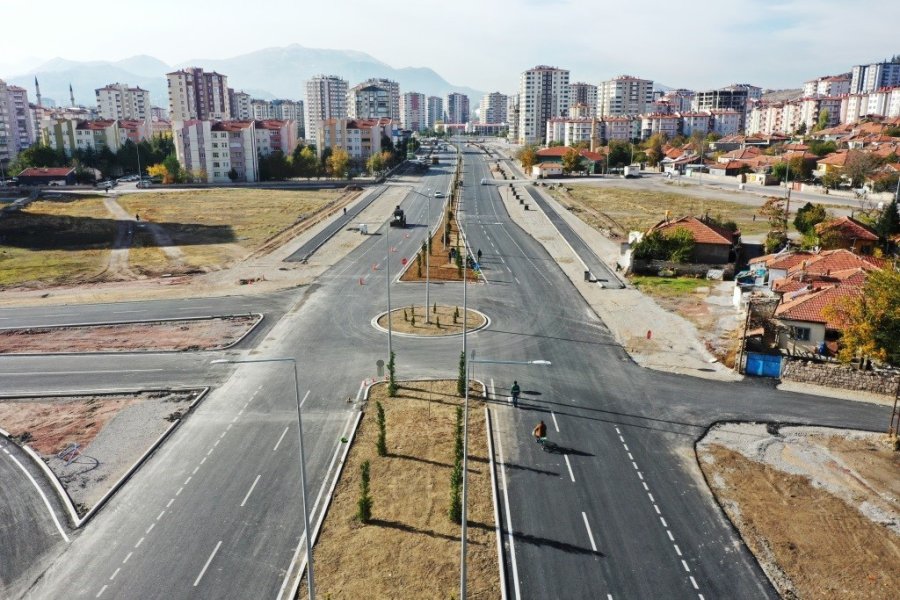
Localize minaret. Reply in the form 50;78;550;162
69;83;75;107
34;77;42;107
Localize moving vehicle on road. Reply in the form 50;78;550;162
390;205;407;228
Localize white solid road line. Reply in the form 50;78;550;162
112;310;147;314
495;427;522;600
273;426;290;452
550;411;559;432
240;474;261;507
193;540;223;587
2;450;70;542
2;369;165;376
581;512;598;552
564;455;575;482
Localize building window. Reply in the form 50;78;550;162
792;327;811;341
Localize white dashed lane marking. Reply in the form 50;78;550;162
615;426;703;599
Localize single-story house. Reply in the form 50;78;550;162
532;162;563;178
648;215;740;264
535;147;605;174
16;167;77;186
814;216;879;254
773;285;856;356
708;160;749;177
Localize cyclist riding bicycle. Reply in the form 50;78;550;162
533;420;547;445
510;381;520;407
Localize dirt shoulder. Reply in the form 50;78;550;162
697;423;900;599
0;390;203;515
0;315;258;353
301;380;499;599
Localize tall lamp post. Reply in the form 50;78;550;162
210;357;315;600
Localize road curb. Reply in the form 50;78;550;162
0;313;263;356
0;387;208;529
370;308;490;338
485;406;509;600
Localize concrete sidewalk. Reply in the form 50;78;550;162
490;150;741;382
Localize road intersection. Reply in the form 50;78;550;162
0;145;889;599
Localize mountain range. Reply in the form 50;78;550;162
3;45;486;113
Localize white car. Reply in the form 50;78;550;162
434;191;444;198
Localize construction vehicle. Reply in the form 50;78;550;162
390;205;407;228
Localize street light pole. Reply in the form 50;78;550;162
425;188;432;324
386;217;393;358
460;247;468;600
210;358;315;599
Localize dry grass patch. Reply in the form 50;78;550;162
378;306;485;336
549;185;773;237
302;380;499;599
699;431;900;600
117;188;342;269
0;196;113;287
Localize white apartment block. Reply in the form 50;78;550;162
0;81;35;162
850;62;900;94
251;99;272;120
172;119;297;183
661;89;695;113
569;83;597;117
545;117;596;147
95;83;150;121
348;78;400;121
640;114;680;140
597;75;652;118
305;75;348;144
446;93;470;124
603;116;639;142
401;92;426;131
316;117;393;162
710;110;742;137
506;94;520;142
518;65;570;144
167;68;231;121
229;90;252;120
802;75;851;98
426;96;443;129
679;112;710;137
40;118;151;156
479;92;508;124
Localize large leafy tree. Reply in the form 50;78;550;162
644;133;666;167
10;144;67;174
793;202;828;235
826;269;900;366
516;144;538;172
843;150;882;187
560;148;581;174
328;148;350;179
874;198;900;241
606;141;631;169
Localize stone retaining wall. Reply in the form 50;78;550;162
782;360;900;396
630;259;735;279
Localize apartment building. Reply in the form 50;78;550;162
545;117;597;147
305;75;348;143
568;83;597;117
681;112;712;137
603;116;640;142
316;117;393;162
229;90;252;120
517;65;570;144
640;113;680;140
711;110;743;136
40;118;151;155
803;75;851;97
426;96;443;129
95;83;150;120
348;78;400;121
506;94;520;142
401;92;426;131
660;89;695;113
446;92;470;125
167;68;231;121
172;119;297;183
597;75;653;117
0;81;35;162
692;86;752;130
850;61;900;94
479;92;508;125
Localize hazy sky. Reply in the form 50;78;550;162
3;0;898;91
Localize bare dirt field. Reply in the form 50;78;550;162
0;188;351;289
698;424;900;599
548;185;776;239
300;380;499;599
0;390;202;514
0;315;259;353
376;305;485;336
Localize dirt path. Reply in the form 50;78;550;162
102;196;140;280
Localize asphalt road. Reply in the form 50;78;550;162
3;144;891;599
